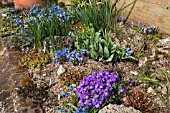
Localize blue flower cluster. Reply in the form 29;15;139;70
54;107;67;112
53;48;86;63
142;24;156;34
76;70;126;108
59;91;70;97
125;47;133;56
74;107;88;113
55;86;72;112
27;4;72;23
6;4;73;33
55;85;88;113
128;19;157;34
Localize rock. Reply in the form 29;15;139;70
98;104;141;113
138;57;147;67
130;71;138;75
147;87;156;95
0;47;8;56
57;65;66;76
161;85;167;95
158;38;170;46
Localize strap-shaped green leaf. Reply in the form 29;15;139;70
90;49;98;59
86;50;90;56
106;54;114;62
104;46;109;58
101;39;108;46
98;43;103;56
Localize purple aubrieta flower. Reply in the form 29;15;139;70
91;90;95;94
103;91;109;99
92;71;97;75
95;103;100;108
97;71;103;76
109;73;118;82
129;79;134;86
119;88;126;94
76;70;122;108
78;101;85;107
93;94;100;99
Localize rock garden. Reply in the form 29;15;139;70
0;0;170;113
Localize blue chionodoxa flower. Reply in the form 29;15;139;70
125;47;133;56
15;18;22;26
69;84;74;91
74;107;88;113
121;16;125;21
53;48;86;63
9;9;15;13
54;107;67;112
28;18;33;23
62;91;69;97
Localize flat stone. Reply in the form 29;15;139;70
57;65;66;76
99;104;141;113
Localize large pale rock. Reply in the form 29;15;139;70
99;104;141;113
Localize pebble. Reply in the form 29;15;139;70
161;85;167;95
57;65;66;75
147;87;156;95
138;57;147;67
130;71;138;75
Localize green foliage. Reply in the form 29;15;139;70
136;68;170;113
72;0;113;31
0;4;73;52
153;68;170;113
133;25;160;40
20;49;51;69
73;26;136;63
27;9;72;51
59;70;85;86
0;15;21;38
71;0;127;32
63;95;80;113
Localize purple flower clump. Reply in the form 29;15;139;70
76;70;120;108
